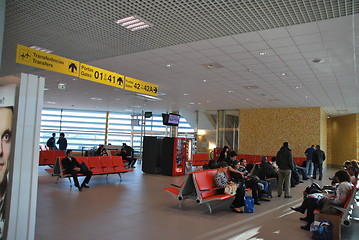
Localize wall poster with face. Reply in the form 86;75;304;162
0;85;16;239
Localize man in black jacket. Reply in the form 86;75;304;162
276;142;295;198
62;150;92;191
312;145;326;180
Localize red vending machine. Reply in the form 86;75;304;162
172;137;187;176
161;137;188;176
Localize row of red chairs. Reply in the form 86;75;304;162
62;156;131;175
39;150;65;165
191;154;209;166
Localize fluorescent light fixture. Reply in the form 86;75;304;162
228;90;233;93
44;88;49;90
259;52;267;56
281;72;286;76
30;45;53;53
166;64;171;67
136;93;162;101
46;101;56;104
90;97;102;101
121;19;140;26
189;102;195;105
203;79;207;82
115;16;136;24
184;93;188;96
115;15;152;31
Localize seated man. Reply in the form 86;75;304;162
62;150;93;191
259;156;278;180
118;148;137;168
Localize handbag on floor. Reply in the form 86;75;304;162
244;197;254;213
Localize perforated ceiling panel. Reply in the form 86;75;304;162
2;0;358;76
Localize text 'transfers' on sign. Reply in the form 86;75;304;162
16;44;80;77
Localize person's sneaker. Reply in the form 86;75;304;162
285;195;292;198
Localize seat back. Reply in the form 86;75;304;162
193;169;218;199
112;156;125;171
100;156;115;172
87;157;103;173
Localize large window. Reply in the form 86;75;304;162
40;109;195;152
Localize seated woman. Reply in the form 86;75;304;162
291;170;353;230
214;161;245;213
217;146;229;163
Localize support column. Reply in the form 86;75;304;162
104;111;109;144
216;110;226;147
7;73;44;240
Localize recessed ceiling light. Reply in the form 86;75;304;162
295;86;301;89
206;100;211;103
166;64;171;67
247;69;253;72
90;97;102;101
44;88;49;91
228;90;233;93
115;15;152;31
305;96;309;98
189;102;195;105
184;93;188;96
281;72;286;76
312;58;325;63
259;52;267;56
246;98;250;101
243;85;259;89
72;78;77;81
327;116;330;119
203;79;207;82
46;101;56;104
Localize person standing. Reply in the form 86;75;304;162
276;142;295;198
304;145;315;177
57;132;67;151
46;133;57;150
312;145;326;180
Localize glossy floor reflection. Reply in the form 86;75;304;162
35;165;358;240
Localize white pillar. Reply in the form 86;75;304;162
7;73;44;240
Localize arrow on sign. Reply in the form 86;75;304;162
117;77;124;86
153;87;158;93
68;63;77;73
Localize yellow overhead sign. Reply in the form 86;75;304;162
79;63;125;89
16;44;158;95
125;77;158;96
16;44;79;77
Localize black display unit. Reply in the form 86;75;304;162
142;136;162;174
160;137;175;176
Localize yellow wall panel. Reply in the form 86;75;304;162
239;107;322;158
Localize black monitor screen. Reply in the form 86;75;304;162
162;113;180;126
168;113;180;125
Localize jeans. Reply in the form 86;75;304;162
278;169;291;196
306;159;314;176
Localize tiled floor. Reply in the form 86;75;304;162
35;165;358;240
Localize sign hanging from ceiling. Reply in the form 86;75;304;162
16;44;80;77
80;63;125;89
15;44;158;95
125;76;158;96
